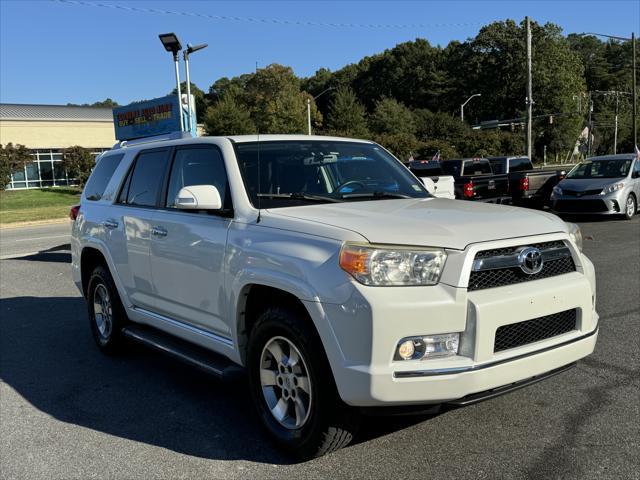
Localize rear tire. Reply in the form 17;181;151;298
247;306;359;459
623;194;636;220
87;265;128;355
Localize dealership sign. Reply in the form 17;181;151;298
112;95;181;141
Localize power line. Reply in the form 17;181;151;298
52;0;484;30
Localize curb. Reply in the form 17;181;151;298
0;218;70;230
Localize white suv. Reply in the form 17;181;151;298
71;134;598;458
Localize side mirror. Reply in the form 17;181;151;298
175;185;222;210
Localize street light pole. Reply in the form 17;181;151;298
460;93;481;122
307;86;335;135
183;43;208;136
159;33;185;132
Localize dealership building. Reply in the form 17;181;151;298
0;103;116;189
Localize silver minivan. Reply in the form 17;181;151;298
551;153;640;220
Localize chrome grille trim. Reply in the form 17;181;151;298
472;244;572;272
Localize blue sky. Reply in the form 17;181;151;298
1;0;638;105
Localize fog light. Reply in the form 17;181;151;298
394;333;460;361
397;340;416;360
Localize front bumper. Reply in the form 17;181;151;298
551;191;626;214
310;242;598;407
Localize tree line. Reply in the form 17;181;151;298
196;18;637;162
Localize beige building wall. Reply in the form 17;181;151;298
0;120;116;149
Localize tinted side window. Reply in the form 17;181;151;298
120;149;170;207
84;153;124;201
463;160;492;175
441;161;460;176
165;147;230;209
509;157;533;172
489;160;505;174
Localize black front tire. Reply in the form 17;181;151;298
87;265;128;355
247;306;359;459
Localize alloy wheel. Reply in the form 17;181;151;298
626;197;635;217
259;336;312;429
93;284;113;340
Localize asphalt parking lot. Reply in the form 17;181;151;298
1;216;639;480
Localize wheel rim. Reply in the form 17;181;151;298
259;336;312;430
626;197;635;217
93;284;113;340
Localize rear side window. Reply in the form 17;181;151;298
509;157;533;172
463;160;492;175
441;161;461;176
118;149;170;207
165;147;230;209
489;160;505;174
84;153;124;201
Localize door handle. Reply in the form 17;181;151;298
151;226;168;237
102;219;119;229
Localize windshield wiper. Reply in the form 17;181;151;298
257;193;344;203
340;191;413;200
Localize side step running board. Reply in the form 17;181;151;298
122;324;245;382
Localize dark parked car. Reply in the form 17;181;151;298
488;156;566;208
441;158;510;203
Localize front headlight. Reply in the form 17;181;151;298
339;242;447;286
601;182;624;195
552;185;563;196
566;222;583;252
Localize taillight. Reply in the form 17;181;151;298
519;177;529;191
70;204;80;221
463;181;474;198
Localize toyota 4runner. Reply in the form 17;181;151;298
71;135;598;459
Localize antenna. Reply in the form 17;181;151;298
256;131;261;223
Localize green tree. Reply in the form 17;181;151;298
415;140;459;160
62;146;94;187
204;94;255;135
373;132;421;162
245;64;320;134
0;143;31;190
369;97;416;135
414;109;469;143
325;87;369;137
67;98;119;108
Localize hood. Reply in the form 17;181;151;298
559;177;622;191
268;198;566;250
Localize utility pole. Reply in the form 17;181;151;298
587;93;593;156
633;32;637;147
614;91;619;154
307;98;312;135
526;16;533;160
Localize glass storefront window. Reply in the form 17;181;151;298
53;162;66;179
26;162;39;181
12;169;26;182
40;161;53;180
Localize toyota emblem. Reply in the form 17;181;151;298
518;247;544;275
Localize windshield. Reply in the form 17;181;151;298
234;140;429;208
567;159;631;179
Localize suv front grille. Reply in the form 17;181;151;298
468;241;576;291
494;309;577;352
